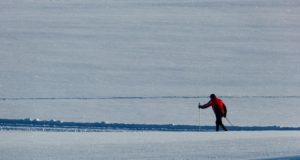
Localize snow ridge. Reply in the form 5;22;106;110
1;96;300;101
1;119;300;132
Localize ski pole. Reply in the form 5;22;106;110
225;117;233;126
198;103;201;131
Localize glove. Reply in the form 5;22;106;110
198;103;201;109
223;112;227;118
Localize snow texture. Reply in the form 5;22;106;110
1;118;300;132
0;131;300;160
0;0;300;98
1;0;300;159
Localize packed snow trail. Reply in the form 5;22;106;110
1;118;299;132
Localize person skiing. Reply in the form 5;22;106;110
198;94;228;131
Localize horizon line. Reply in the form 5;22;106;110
1;95;300;101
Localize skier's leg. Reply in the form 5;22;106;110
216;116;223;132
215;120;220;131
220;119;228;131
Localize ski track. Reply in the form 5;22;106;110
1;95;300;101
1;118;300;132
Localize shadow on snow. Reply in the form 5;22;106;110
0;118;299;132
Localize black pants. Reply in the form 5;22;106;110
216;115;228;131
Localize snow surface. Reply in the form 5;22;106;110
1;0;300;159
1;118;300;132
1;96;300;127
0;131;300;160
1;0;300;98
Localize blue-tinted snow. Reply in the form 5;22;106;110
1;0;300;127
0;0;299;98
1;118;300;132
1;1;300;160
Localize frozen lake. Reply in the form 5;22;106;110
1;1;300;126
1;96;300;127
1;0;300;99
0;0;300;159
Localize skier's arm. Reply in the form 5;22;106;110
199;101;212;109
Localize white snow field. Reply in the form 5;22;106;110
1;0;300;159
0;131;300;160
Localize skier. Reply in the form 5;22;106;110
198;94;228;131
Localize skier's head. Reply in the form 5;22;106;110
210;94;216;100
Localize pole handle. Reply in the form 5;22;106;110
198;105;201;131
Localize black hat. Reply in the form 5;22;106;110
210;94;216;99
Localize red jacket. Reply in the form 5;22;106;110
201;97;227;117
